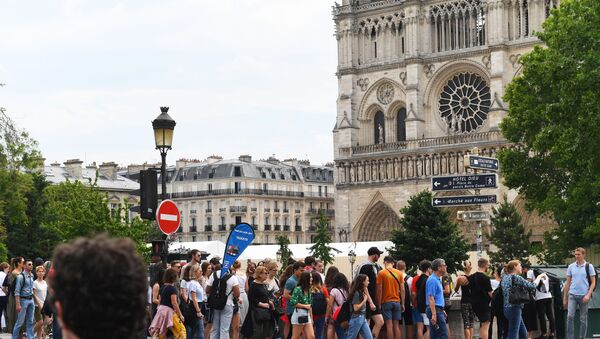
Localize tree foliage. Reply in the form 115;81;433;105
308;211;340;268
276;235;293;271
488;196;532;266
499;0;600;262
388;190;469;273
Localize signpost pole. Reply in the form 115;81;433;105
472;147;483;259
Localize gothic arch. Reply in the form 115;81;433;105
353;192;401;241
511;195;558;243
357;78;406;121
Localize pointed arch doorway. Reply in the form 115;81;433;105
354;193;402;241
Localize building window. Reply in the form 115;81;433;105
207;200;212;209
234;182;241;193
234;166;241;177
397;107;407;141
324;186;328;196
263;183;268;191
252;216;256;225
192;236;196;242
318;186;322;197
296;236;300;244
221;217;225;225
110;203;118;217
207;216;212;225
374;111;385;144
265;235;269;244
192;218;196;227
295;217;300;226
207;235;212;241
208;184;213;192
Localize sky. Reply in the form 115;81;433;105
0;0;338;167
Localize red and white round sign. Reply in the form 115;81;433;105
156;199;181;235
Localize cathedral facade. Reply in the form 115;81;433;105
332;0;558;246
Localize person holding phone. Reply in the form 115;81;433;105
346;274;375;339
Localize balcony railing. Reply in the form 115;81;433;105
283;209;289;213
309;226;317;232
283;225;290;231
304;192;335;198
274;209;280;213
167;188;309;199
264;208;271;213
230;206;247;213
205;209;212;213
190;210;197;214
251;208;257;212
218;225;227;231
265;225;271;231
295;209;301;214
205;225;212;232
219;208;227;213
295;226;302;232
190;226;197;233
251;224;258;230
274;225;281;231
308;208;335;216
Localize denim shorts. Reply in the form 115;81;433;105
382;301;402;321
412;308;424;323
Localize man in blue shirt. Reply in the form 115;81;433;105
13;259;35;339
425;258;448;339
564;247;596;339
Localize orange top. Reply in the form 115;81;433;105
376;267;404;303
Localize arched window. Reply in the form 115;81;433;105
396;107;407;141
374;111;385;144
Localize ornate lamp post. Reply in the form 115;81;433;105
152;106;176;201
276;248;282;263
348;249;357;275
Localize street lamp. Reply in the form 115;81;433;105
152;106;176;201
348;249;356;274
276;248;282;263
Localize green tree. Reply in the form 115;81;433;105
499;0;600;263
276;235;293;270
388;190;469;273
488;196;532;266
42;178;152;258
308;211;340;268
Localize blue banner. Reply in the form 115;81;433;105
220;223;256;278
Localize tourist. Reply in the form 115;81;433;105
0;262;9;333
501;260;546;339
324;266;339;292
468;258;493;339
346;274;374;339
315;260;326;283
328;272;349;339
397;260;415;339
32;266;48;339
200;262;213;339
13;259;35;339
455;260;474;339
563;247;596;339
186;264;205;339
283;261;305;339
248;266;276;339
425;258;448;339
376;256;405;339
206;263;240;339
290;271;315;339
521;264;538;339
230;261;246;339
310;271;329;339
149;268;187;338
357;247;384;338
533;267;555;339
412;260;432;339
4;257;24;334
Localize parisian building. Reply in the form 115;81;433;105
126;155;336;244
332;0;558;246
43;159;140;218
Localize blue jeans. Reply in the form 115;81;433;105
567;294;589;339
13;297;35;339
425;307;448;339
313;316;325;339
334;321;346;339
186;317;206;339
346;314;373;339
504;306;527;339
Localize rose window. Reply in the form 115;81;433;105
438;72;491;133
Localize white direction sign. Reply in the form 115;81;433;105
431;174;498;191
457;210;490;221
464;155;500;171
432;195;497;207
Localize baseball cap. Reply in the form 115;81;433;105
367;247;384;256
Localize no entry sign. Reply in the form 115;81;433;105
156;199;181;235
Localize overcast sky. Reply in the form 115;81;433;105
0;1;338;167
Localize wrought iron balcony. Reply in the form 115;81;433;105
205;225;212;232
295;226;302;232
205;209;212;213
218;225;227;231
274;225;281;231
229;206;247;213
264;225;271;231
190;226;197;233
283;225;290;231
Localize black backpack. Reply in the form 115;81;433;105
312;290;327;316
586;263;598;292
490;287;504;316
207;272;233;310
334;298;353;330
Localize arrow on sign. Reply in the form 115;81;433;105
434;181;441;187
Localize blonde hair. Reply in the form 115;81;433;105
190;263;201;279
265;261;278;272
504;260;521;274
254;266;268;280
233;261;242;270
575;247;586;255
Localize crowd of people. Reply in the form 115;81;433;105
0;241;594;339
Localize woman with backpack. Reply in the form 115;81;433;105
289;271;315;339
346;274;374;339
310;271;329;339
328;273;349;339
501;260;547;339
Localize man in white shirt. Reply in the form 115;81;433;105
207;271;241;339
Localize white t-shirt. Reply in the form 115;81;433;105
491;279;500;291
0;271;6;297
187;280;206;302
526;270;552;300
33;280;48;306
236;274;247;294
267;279;280;294
207;273;240;306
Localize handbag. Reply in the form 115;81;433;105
508;275;535;305
254;306;272;322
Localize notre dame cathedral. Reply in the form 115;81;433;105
332;0;558;246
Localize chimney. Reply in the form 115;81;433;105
176;159;188;168
206;155;222;164
64;159;83;178
98;162;118;180
238;155;252;163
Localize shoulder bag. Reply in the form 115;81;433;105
508;275;535;305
